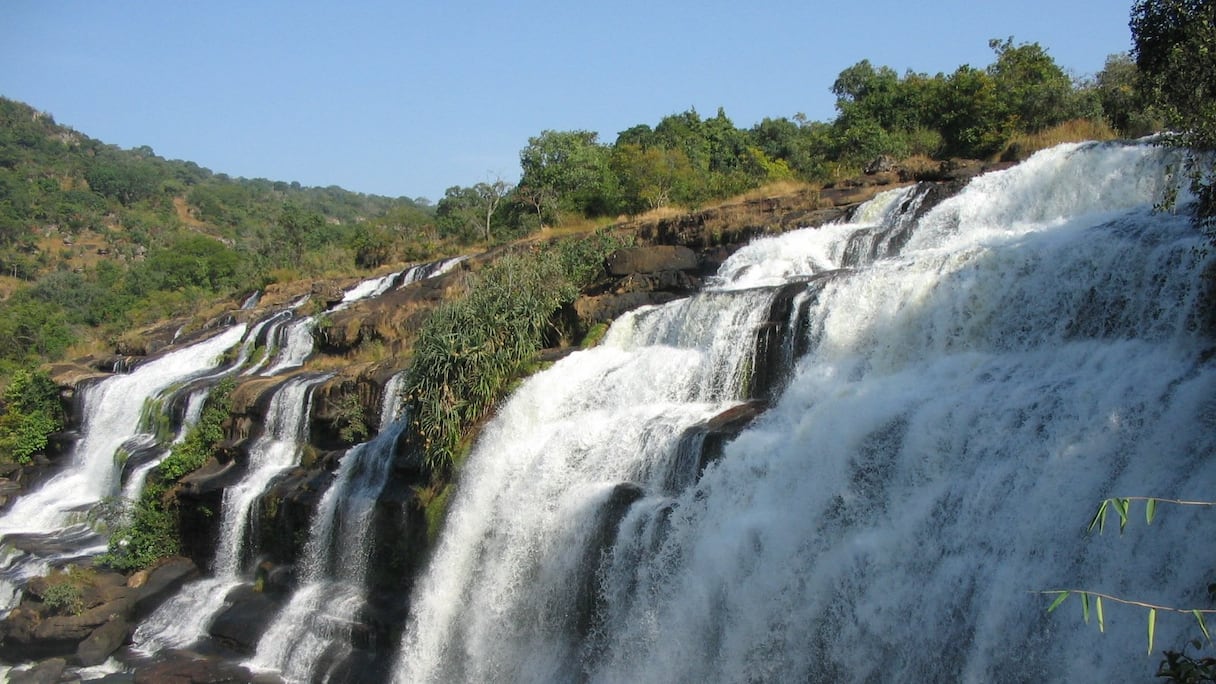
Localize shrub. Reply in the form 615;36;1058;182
404;231;631;473
41;579;85;615
0;368;64;464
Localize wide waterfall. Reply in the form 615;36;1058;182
393;142;1216;682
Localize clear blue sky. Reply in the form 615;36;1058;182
1;0;1133;203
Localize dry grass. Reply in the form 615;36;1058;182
899;154;939;176
1001;118;1118;160
734;180;820;202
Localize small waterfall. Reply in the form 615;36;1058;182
134;373;329;652
241;290;262;310
261;316;319;376
247;419;407;681
246;371;408;681
393;142;1216;682
259;263;463;377
120;387;211;504
334;270;405;311
0;325;247;607
398;255;467;289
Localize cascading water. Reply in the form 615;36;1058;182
134;373;330;652
398;255;467;289
0;324;248;607
393;142;1216;682
260;258;465;377
247;372;409;682
120;387;211;505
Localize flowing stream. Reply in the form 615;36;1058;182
393;142;1216;682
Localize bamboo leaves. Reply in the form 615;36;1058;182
404;233;631;473
1044;496;1216;660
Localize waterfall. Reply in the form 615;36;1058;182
133;373;329;652
0;325;247;607
398;255;467;289
245;371;408;681
261;316;319;376
120;387;211;504
259;262;463;377
393;142;1216;682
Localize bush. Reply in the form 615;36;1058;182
404;232;631;473
0;368;64;464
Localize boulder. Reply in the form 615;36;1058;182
75;614;130;666
611;270;701;295
131;556;200;618
6;657;67;684
132;651;256;683
573;292;685;326
207;586;279;655
606;246;699;276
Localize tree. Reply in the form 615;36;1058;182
931;65;1009;159
986;38;1079;133
0;368;64;464
1094;52;1164;137
276;203;325;262
518;130;614;217
1131;0;1216;227
610;143;697;212
1131;0;1216;149
472;178;513;242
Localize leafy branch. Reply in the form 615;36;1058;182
1044;496;1216;660
1088;496;1216;534
1038;589;1215;654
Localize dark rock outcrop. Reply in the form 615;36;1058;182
207;585;280;655
132;651;257;683
606;245;699;275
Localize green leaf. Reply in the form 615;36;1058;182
1096;595;1104;633
1089;499;1109;534
1145;498;1157;525
1116;498;1130;534
1082;592;1091;625
1148;608;1157;654
1046;591;1070;613
1194;610;1211;644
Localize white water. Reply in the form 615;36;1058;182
335;270;405;310
247;420;406;680
259;264;462;378
246;372;408;681
0;325;247;606
394;142;1216;682
399;256;467;289
120;387;211;504
261;316;318;376
133;373;329;652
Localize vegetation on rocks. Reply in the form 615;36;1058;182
100;378;234;570
404;232;631;474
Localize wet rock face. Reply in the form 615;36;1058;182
253;464;336;567
132;650;257;683
207;585;278;655
605;245;700;276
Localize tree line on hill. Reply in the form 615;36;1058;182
1;0;1213;467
